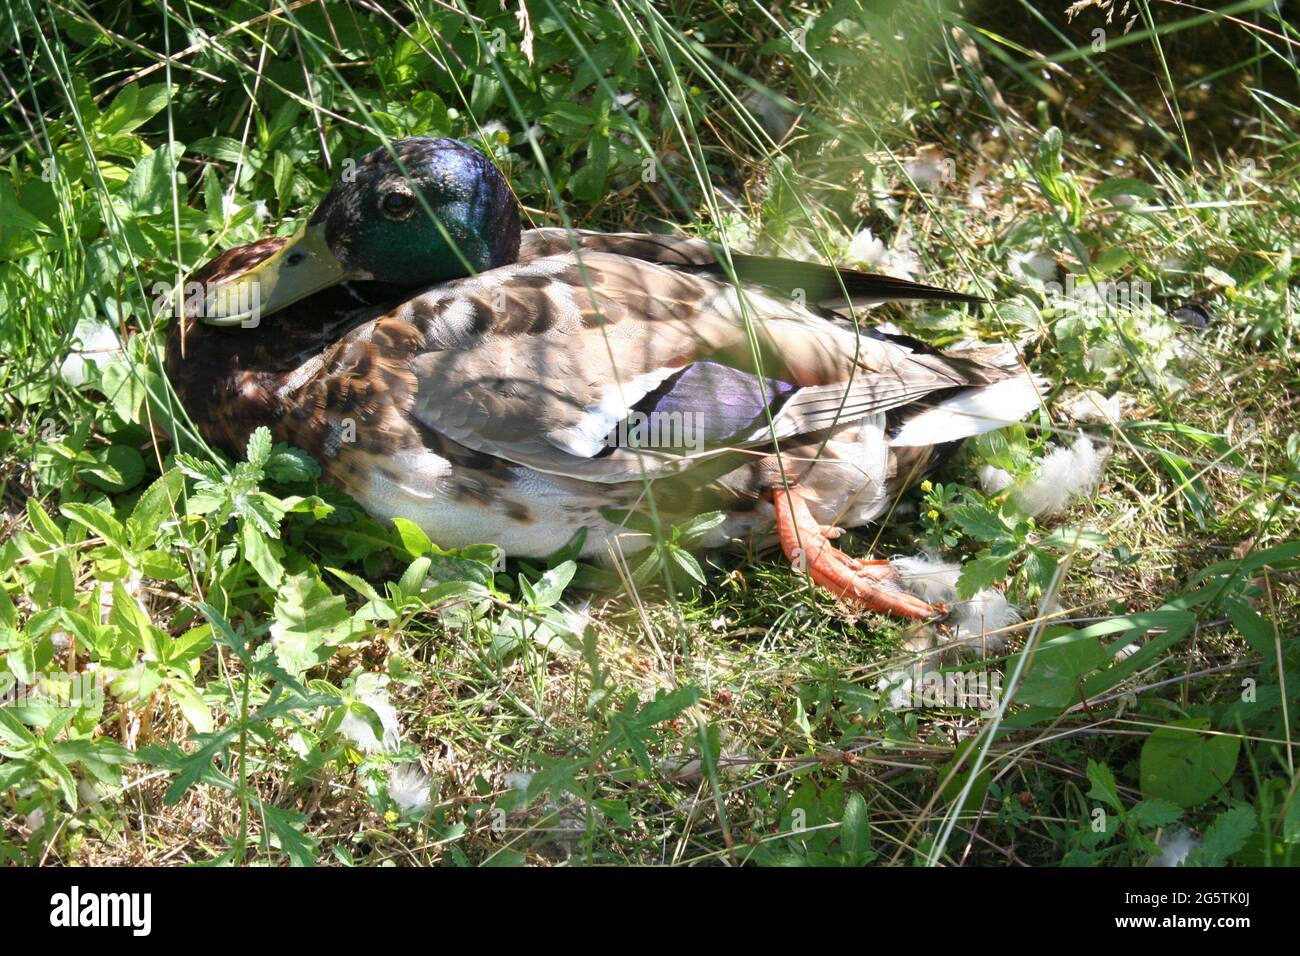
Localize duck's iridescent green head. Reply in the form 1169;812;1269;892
200;137;520;325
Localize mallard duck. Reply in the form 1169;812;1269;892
166;137;1040;618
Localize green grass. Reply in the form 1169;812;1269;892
0;0;1297;866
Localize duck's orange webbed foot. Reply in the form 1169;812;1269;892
772;485;939;620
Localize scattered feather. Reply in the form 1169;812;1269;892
845;226;922;279
739;88;799;141
1058;389;1123;425
951;588;1021;651
387;763;432;816
977;463;1015;494
892;553;1021;654
59;319;121;388
901;148;953;191
876;669;915;710
1150;827;1201;867
892;375;1042;447
1012;436;1106;517
1008;248;1057;284
504;771;534;792
339;687;401;754
892;553;960;604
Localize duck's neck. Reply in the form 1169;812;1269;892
164;269;408;458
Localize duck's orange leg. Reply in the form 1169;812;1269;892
773;485;938;619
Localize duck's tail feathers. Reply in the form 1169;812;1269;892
890;369;1043;447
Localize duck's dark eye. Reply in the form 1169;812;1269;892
381;192;415;216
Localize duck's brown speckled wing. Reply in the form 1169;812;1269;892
264;246;1006;491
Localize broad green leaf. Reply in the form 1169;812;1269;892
129;469;185;545
1140;719;1240;807
80;444;146;493
530;561;576;608
118;142;185;217
1039;527;1108;550
0;179;48;233
169;679;213;733
61;502;127;550
242;523;284;587
1011;628;1106;708
99;82;171;135
26;498;64;547
392;517;432;557
1226;598;1275;658
271;573;359;674
840;791;871;865
398;556;431;599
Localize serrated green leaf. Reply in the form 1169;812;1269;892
1197;806;1256;866
1129;798;1183;829
265;444;321;483
1086;759;1121;812
262;802;318;866
949;504;1009;542
244;427;273;471
956;551;1013;600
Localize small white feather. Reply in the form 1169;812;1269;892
951;589;1021;652
876;669;915;710
339;688;402;754
59;318;122;388
1013;436;1106;517
892;553;1021;655
387;763;432;815
977;463;1015;494
891;374;1041;447
1150;827;1201;867
892;553;960;604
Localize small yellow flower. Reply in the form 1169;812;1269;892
928;509;940;521
920;480;933;493
384;809;398;824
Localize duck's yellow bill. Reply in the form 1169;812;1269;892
198;223;351;326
